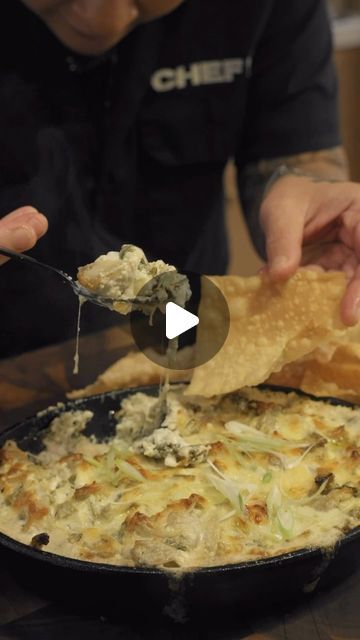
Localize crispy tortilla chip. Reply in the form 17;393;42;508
68;347;194;399
186;270;360;398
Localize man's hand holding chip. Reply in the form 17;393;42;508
260;172;360;326
0;207;48;265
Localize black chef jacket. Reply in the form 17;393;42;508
0;0;340;357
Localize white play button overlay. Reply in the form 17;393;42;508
165;302;199;340
130;272;230;370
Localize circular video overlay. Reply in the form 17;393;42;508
130;272;230;370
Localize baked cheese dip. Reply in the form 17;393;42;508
0;386;359;570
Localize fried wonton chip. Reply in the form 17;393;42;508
186;270;360;398
301;371;360;403
268;342;360;402
68;347;194;399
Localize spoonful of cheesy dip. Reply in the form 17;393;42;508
77;244;191;315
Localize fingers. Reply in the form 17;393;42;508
260;200;305;282
305;243;352;271
340;264;360;326
0;207;48;265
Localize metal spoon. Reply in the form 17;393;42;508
0;246;187;431
0;246;129;309
0;246;189;311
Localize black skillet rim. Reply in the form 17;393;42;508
0;383;359;577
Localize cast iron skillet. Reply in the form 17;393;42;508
0;385;359;619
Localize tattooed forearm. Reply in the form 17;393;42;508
237;146;350;259
254;146;349;183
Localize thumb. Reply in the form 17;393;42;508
260;196;305;281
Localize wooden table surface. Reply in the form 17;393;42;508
0;328;359;639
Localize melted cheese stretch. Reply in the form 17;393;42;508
0;386;359;570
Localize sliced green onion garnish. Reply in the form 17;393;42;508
225;421;309;454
